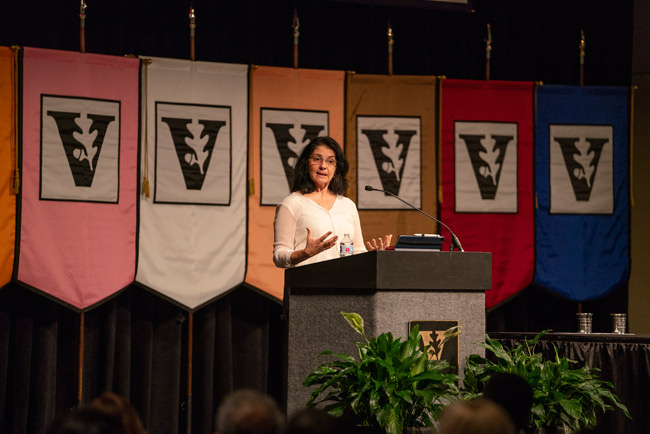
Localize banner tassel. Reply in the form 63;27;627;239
142;58;153;198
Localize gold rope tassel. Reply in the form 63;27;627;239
630;85;636;208
437;76;445;204
12;46;20;195
142;58;153;198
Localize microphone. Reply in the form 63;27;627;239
364;185;464;252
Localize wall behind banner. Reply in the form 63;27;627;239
0;0;633;86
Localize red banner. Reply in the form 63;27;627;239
441;79;534;308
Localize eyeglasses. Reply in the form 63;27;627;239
309;155;337;167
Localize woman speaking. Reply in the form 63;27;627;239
273;136;391;268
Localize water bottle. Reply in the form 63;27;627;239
339;233;353;257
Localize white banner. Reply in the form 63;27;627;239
454;121;518;213
136;57;248;309
356;116;421;209
549;124;613;214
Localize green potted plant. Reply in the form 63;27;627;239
303;312;460;434
463;331;631;433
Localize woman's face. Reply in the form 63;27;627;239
308;145;337;190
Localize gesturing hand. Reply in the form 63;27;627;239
304;227;338;258
366;234;393;251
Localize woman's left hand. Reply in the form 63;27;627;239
366;234;393;251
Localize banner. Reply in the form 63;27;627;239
535;85;629;300
0;47;16;287
136;57;248;310
441;79;534;309
247;66;345;300
346;74;437;242
17;48;138;310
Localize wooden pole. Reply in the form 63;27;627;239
387;20;393;76
77;312;85;406
186;313;194;433
189;8;196;61
485;23;492;81
579;30;585;86
80;1;86;53
292;8;300;69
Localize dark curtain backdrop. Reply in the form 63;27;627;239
0;1;635;433
0;284;284;434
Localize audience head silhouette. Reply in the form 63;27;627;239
215;389;284;434
436;398;517;434
482;372;534;431
286;407;354;434
46;407;127;434
88;392;148;434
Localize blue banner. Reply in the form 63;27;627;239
535;85;629;301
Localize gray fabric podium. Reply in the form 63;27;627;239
284;250;491;416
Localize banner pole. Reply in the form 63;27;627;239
80;0;86;53
189;7;196;61
292;8;299;69
186;312;194;434
78;311;85;406
387;19;393;76
485;23;492;81
579;30;585;86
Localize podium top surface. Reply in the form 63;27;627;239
285;250;491;291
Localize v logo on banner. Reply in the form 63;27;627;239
266;122;325;188
458;133;512;200
260;108;329;205
47;111;115;187
41;95;121;203
549;124;613;214
161;117;226;190
360;128;416;196
552;128;609;201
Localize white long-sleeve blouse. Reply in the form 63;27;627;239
273;192;367;268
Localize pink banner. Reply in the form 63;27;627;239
17;48;138;309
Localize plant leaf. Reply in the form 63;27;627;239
341;312;365;336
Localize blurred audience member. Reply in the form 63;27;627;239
215;389;284;434
482;373;534;432
436;398;517;434
46;407;126;434
88;392;148;434
287;408;354;434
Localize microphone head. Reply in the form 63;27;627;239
364;185;374;191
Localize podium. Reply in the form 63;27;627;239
284;250;491;416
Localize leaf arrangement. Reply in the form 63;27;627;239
304;312;460;434
463;330;631;432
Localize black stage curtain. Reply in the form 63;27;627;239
492;333;650;434
0;283;285;434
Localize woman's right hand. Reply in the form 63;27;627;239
290;227;338;265
304;227;338;257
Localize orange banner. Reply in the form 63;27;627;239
0;47;17;287
246;66;345;300
345;74;438;243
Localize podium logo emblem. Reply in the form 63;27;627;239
454;121;518;213
549;124;613;214
409;320;459;370
41;95;120;203
261;108;329;205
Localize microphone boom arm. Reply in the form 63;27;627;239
364;185;464;252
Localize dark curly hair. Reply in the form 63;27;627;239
291;136;349;195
